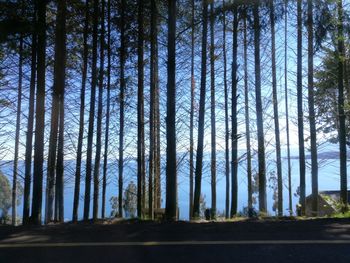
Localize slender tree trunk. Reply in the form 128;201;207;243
118;0;126;218
307;0;318;216
23;13;37;225
284;0;293;216
149;0;159;218
155;93;161;209
56;92;65;222
93;0;105;221
270;0;283;217
73;0;89;223
209;1;216;219
193;0;208;219
46;89;59;223
189;0;195;219
230;3;238;218
46;0;66;224
84;0;99;220
345;47;350;98
12;34;23;226
337;0;347;212
222;0;230;220
165;0;177;221
243;11;253;215
253;2;266;213
137;0;145;219
53;0;66;223
31;0;47;225
102;0;111;219
155;40;161;211
297;0;306;216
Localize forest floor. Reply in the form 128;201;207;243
0;217;350;262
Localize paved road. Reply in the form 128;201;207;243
0;218;350;262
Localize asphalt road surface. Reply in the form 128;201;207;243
0;218;350;263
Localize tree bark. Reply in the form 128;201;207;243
307;0;318;217
46;0;66;224
56;92;65;223
165;0;177;221
137;0;145;219
210;1;216;219
53;0;66;223
46;88;59;223
73;0;89;223
118;0;126;218
102;0;111;219
12;33;23;226
284;0;293;216
189;0;195;219
297;0;306;215
337;0;347;211
31;0;47;225
231;3;238;218
270;0;283;217
243;11;253;216
193;0;208;219
84;0;99;220
253;2;266;213
149;0;158;219
93;0;105;221
222;0;230;220
23;9;37;225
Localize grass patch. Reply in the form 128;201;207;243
329;211;350;218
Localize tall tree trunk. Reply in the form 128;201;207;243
230;3;238;218
31;0;47;225
118;0;126;218
93;0;105;221
165;0;177;221
137;0;145;219
297;0;306;216
209;1;216;219
284;0;293;216
189;0;195;219
337;0;347;211
53;0;66;223
23;11;37;225
155;88;161;210
222;0;230;220
73;0;89;223
84;0;99;220
149;0;159;218
46;87;59;223
253;2;266;213
193;0;208;219
56;92;65;222
307;0;318;216
102;0;111;219
46;0;66;224
12;34;23;226
270;0;283;217
243;11;253;216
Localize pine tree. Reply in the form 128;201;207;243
31;0;47;225
307;0;318;216
193;0;208;219
253;1;266;213
84;0;99;220
73;0;90;222
297;0;306;216
165;0;177;221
